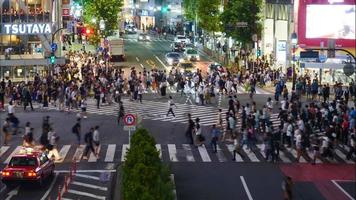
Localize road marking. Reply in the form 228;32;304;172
155;55;168;69
135;57;140;62
71;181;108;191
74;173;100;180
182;144;195;162
0;186;6;193
289;148;307;163
67;189;106;200
331;180;355;200
88;145;100;162
155;144;162;159
54;170;116;173
168;144;178;162
40;173;58;200
170;174;177;200
243;147;260;162
4;146;21;164
104;144;116;162
240;176;254;200
121;144;130;162
216;145;228;162
56;145;71;163
335;149;355;164
140;63;144;68
226;144;243;162
198;145;211;162
0;146;10;158
72;145;85;162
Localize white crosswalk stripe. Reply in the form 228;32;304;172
104;144;116;162
168;144;178;162
197;145;212;162
121;144;129;162
1;143;353;165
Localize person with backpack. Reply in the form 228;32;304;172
72;118;81;145
82;127;97;160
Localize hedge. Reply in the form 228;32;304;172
122;128;174;200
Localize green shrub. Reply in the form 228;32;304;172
122;128;174;200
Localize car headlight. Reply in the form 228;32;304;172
179;58;184;62
146;36;150;40
139;36;143;39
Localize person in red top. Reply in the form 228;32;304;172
341;117;350;146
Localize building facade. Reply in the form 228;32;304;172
0;0;64;81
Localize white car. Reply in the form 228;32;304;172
174;35;190;44
184;48;200;61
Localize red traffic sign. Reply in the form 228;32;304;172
124;114;136;126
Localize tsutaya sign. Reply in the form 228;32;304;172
1;23;52;35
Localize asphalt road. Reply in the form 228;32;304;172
0;33;355;200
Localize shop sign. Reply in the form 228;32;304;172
1;23;52;35
63;8;70;16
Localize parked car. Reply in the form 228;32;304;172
1;147;55;187
165;52;183;66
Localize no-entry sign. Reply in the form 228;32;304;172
124;114;136;126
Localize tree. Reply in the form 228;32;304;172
220;0;263;47
197;0;221;33
83;0;123;37
122;128;174;200
183;0;198;21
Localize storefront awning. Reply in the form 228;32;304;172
300;62;351;69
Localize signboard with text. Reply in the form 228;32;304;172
1;23;52;35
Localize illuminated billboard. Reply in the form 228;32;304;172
297;0;356;47
306;5;355;40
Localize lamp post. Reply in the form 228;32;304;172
291;32;298;90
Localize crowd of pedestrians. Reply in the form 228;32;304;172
1;46;355;163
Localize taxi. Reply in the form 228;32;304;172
1;147;55;186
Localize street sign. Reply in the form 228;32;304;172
343;63;355;77
124;114;136;126
124;126;136;131
236;22;248;27
51;43;58;52
99;19;105;31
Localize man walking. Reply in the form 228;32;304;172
166;96;177;118
72;118;81;145
82;128;96;160
186;113;195;144
210;124;221;153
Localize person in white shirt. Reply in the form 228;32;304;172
47;127;62;161
8;101;14;116
166;96;177;118
295;130;303;162
93;126;100;157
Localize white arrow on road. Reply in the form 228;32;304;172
5;186;19;200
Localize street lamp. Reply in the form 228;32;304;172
291;32;298;90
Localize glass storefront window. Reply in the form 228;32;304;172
1;66;13;79
14;66;25;78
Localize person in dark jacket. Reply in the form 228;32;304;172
82;127;96;159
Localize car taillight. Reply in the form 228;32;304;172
27;172;37;177
2;171;10;176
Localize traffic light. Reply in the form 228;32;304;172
50;53;56;64
161;6;168;13
257;48;261;57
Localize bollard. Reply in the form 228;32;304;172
58;186;61;200
69;167;72;179
64;176;68;192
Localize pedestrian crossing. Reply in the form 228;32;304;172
124;38;172;43
0;143;354;165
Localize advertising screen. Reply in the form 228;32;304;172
306;5;355;40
